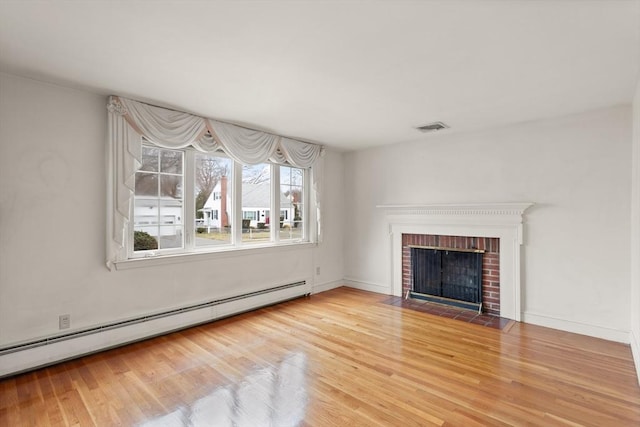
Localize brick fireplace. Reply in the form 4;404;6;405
379;202;532;321
402;234;501;316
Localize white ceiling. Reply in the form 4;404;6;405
1;1;639;150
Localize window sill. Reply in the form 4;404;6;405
112;241;316;271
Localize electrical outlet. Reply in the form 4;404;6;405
316;267;321;276
59;314;70;330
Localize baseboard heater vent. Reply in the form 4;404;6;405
0;281;308;356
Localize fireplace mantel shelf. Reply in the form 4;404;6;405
376;202;534;216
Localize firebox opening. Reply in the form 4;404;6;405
410;245;484;312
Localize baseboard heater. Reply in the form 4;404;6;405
0;281;308;358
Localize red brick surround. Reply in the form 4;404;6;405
402;234;501;316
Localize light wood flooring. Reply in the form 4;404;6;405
1;287;639;426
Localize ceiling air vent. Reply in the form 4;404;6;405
416;122;449;133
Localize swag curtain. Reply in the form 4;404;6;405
107;96;324;268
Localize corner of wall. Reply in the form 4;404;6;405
631;330;640;386
631;72;640;385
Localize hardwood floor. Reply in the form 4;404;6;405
1;287;639;426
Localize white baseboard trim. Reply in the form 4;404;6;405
312;279;344;294
630;330;640;386
343;277;391;295
0;284;309;378
522;311;630;344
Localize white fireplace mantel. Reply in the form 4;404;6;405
378;202;533;321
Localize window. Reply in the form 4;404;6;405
134;146;184;251
243;211;257;220
242;164;271;244
194;153;233;248
280;165;304;241
131;144;308;257
107;96;322;268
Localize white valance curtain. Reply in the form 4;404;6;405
107;96;324;268
115;96;323;165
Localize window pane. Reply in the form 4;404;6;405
161;150;182;174
135;173;158;196
134;199;159;225
132;227;159;251
160;200;183;225
242;164;271;243
280;166;304;241
195;153;233;247
160;175;182;198
158;226;183;249
140;146;159;172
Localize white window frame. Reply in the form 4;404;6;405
129;145;311;259
130;146;186;258
277;164;307;243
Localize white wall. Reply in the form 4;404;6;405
344;106;632;341
631;76;640;380
0;73;344;355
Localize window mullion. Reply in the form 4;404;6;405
304;168;310;242
184;150;195;250
156;150;161;240
271;164;280;243
233;161;243;245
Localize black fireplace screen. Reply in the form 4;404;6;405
411;247;483;304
